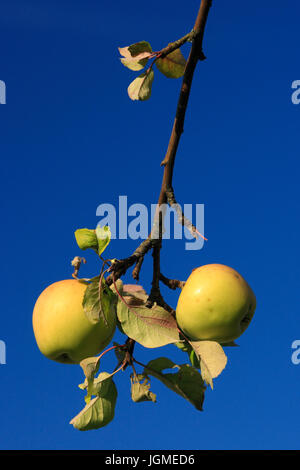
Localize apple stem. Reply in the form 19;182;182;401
71;256;86;279
98;344;118;361
177;327;191;343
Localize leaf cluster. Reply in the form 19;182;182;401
69;226;231;431
118;40;187;101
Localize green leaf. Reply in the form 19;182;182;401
83;276;117;326
156;47;186;79
116;299;180;348
130;374;156;403
175;341;201;370
80;356;101;381
189;349;200;369
95;225;111;256
75;226;111;257
189;341;228;389
122;41;152;56
110;279;124;296
89;371;116;397
146;357;175;372
174;341;200;369
121;56;149;71
143;357;205;411
79;370;116;396
75;229;98;251
119;42;152;71
198;355;213;389
70;376;117;431
128;70;154;101
122;284;148;306
174;341;190;352
79;356;101;403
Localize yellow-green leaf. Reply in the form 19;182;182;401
74;229;98;251
83;275;117;326
116;299;180;348
95;225;111;256
190;341;228;389
119;41;152;71
130;374;156;403
70;377;117;431
128;70;154;101
120;56;149;71
156;47;186;79
119;41;152;58
79;356;101;403
144;358;205;411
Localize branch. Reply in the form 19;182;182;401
156;30;199;59
165;187;207;241
143;212;174;314
122;337;136;371
160;0;212;172
107;0;212;288
145;241;162;308
132;256;144;281
159;273;185;290
106;237;153;286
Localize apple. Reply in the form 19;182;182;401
32;279;116;364
176;264;256;343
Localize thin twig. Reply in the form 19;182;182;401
165;187;207;241
159;273;186;290
158;30;197;58
132;256;144;281
146;205;163;308
122;337;136;371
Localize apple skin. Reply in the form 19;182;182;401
32;279;116;364
176;264;256;343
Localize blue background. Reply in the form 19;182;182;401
1;0;299;450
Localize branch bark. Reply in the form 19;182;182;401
159;273;185;290
107;0;212;290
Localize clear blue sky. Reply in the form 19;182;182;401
1;0;300;450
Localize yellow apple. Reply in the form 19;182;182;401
32;279;116;364
176;264;256;343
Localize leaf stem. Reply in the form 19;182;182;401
98;344;118;361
